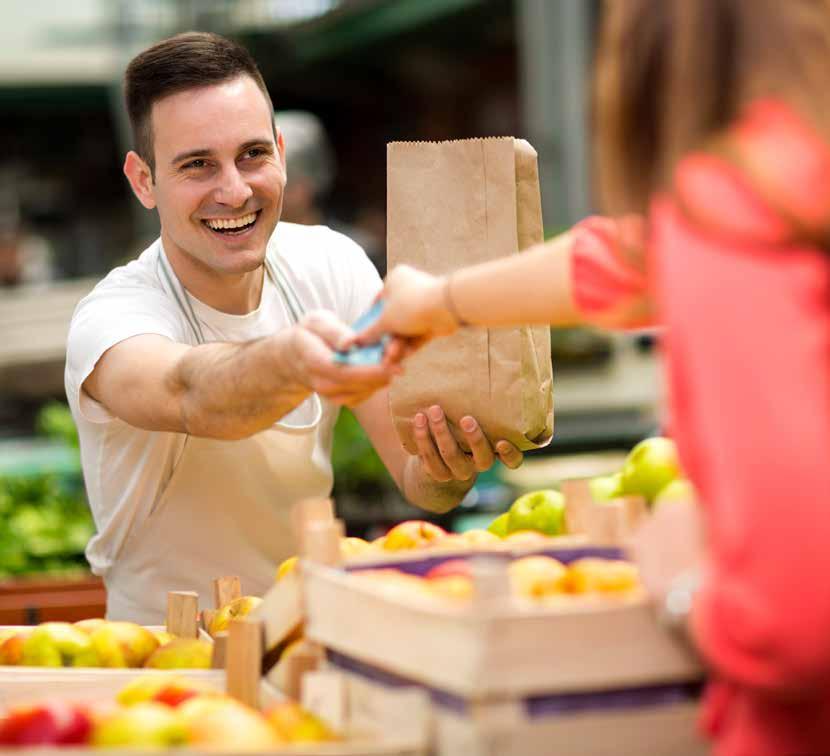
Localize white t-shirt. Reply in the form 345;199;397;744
65;222;381;578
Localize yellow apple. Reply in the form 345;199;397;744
265;700;337;743
0;631;28;666
383;520;447;551
179;695;280;749
503;530;550;547
92;702;187;747
22;623;100;667
117;675;220;707
566;558;641;594
73;618;107;635
152;630;175;646
276;556;299;582
209;595;263;635
509;556;568;598
91;622;159;668
340;536;372;557
144;639;213;669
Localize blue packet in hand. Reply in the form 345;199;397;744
333;300;389;366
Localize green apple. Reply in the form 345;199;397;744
92;702;187;747
144;639;213;669
588;472;624;503
487;512;511;538
507;490;566;536
620;437;681;502
21;623;99;667
654;478;697;507
91;622;159;668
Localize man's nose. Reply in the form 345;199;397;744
214;165;253;207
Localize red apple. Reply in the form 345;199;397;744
0;701;92;746
425;559;472;580
383;520;447;551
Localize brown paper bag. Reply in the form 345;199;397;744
386;137;554;453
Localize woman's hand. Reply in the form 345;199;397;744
352;265;460;365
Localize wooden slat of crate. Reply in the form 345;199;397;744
0;575;106;624
303;563;702;699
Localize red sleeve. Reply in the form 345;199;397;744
653;179;830;697
569;214;655;328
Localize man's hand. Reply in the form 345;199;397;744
292;310;395;407
413;404;523;483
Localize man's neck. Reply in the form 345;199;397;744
162;239;265;315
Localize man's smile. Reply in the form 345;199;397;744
201;209;262;236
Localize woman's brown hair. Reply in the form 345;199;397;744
593;0;830;216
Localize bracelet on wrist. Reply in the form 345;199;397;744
443;273;470;328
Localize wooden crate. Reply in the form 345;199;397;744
303;562;702;699
331;662;707;756
0;574;106;625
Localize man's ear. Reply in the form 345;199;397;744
123;151;157;209
276;127;287;174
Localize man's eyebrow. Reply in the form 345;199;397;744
170;139;274;166
171;148;212;166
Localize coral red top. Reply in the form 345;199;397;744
571;100;830;756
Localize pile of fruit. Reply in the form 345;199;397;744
587;436;695;508
353;556;642;604
0;675;336;748
0;620;212;669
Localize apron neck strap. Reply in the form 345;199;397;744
156;241;308;346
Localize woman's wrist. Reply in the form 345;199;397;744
442;273;470;328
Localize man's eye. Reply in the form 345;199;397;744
244;148;264;159
184;159;207;169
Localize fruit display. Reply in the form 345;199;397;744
0;674;338;749
208;595;263;635
352;555;642;604
0;620;212;669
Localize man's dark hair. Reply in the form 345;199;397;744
124;31;273;178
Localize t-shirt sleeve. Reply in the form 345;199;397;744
321;228;383;325
65;283;184;424
569;214;655;328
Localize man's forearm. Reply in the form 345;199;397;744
173;327;310;440
402;454;475;514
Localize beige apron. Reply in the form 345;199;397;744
105;249;333;623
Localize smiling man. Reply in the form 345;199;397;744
64;32;523;622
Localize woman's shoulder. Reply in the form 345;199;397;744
671;99;830;246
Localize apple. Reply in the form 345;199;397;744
179;695;279;748
153;630;175;646
341;536;372;557
117;675;220;708
427;575;474;600
507;490;566;536
440;529;502;549
91;622;159;668
620;437;681;502
487;512;510;538
425;559;472;580
382;520;447;550
566;558;641;594
276;555;298;582
144;638;213;669
22;623;100;667
0;631;29;665
654;478;697;507
503;530;550;546
0;701;92;746
509;556;568;598
589;472;624;503
265;700;336;742
73;618;107;635
92;702;187;747
371;535;387;549
209;596;263;635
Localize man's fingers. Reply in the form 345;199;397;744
459;416;495;472
413;412;453;482
426;406;475;481
302;311;355;350
495;440;523;469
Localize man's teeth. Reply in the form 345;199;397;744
205;212;257;230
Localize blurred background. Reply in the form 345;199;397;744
0;0;661;616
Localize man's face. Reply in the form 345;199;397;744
148;76;285;276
